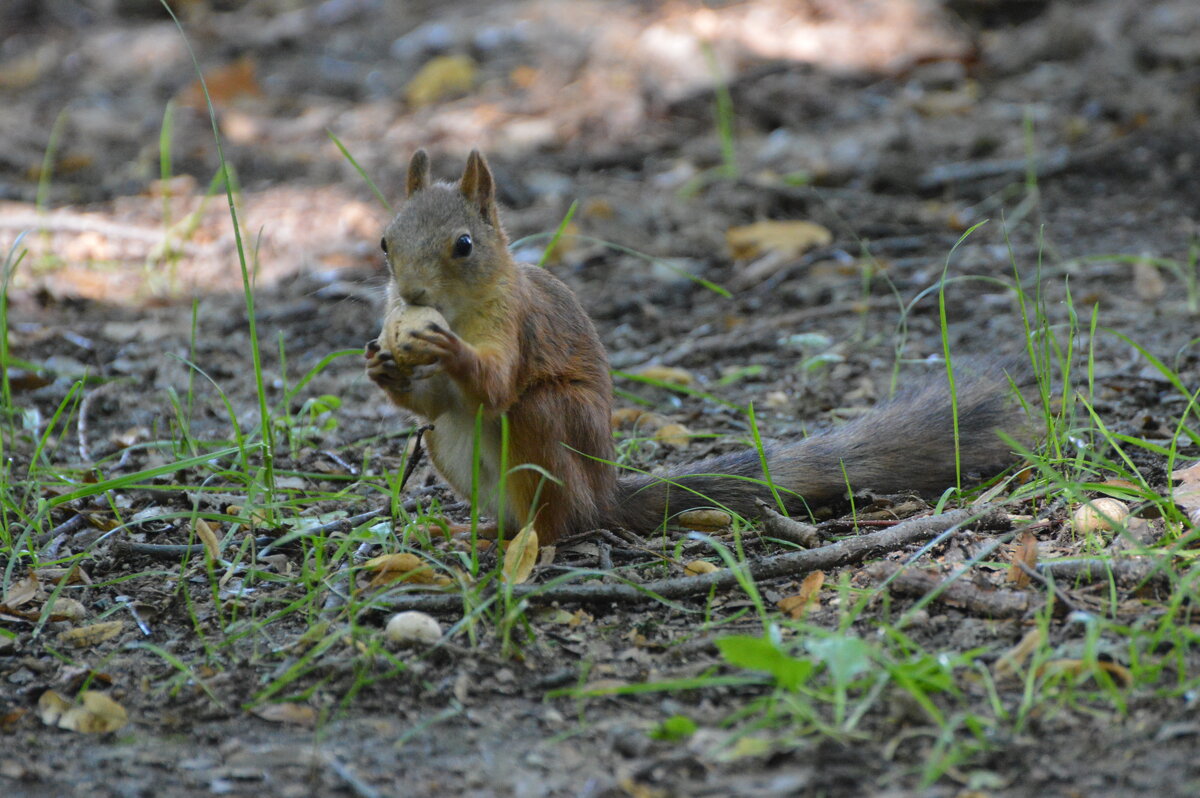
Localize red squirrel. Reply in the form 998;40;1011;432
365;150;1024;543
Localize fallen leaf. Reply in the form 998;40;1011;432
251;703;316;727
1172;461;1200;526
364;553;444;586
406;55;476;107
1038;658;1133;688
684;560;719;576
653;423;692;448
677;509;732;531
1006;529;1038;588
633;365;695;387
993;628;1045;680
726;220;832;261
777;571;825;618
39;690;128;733
179;55;263;109
2;573;40;608
1133;259;1167;301
502;523;539;584
193;518;221;560
57;620;124;648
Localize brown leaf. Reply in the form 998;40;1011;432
677;509;732;531
633;365;695;387
993;627;1044;680
653;423;692;448
777;571;825;619
1006;529;1038;588
1038;658;1133;688
2;573;40;608
38;690;127;733
684;560;719;576
726;220;832;261
57;620;124;648
364;553;443;587
179;56;263;110
406;55;476;107
251;703;316;727
502;524;539;585
193;518;221;560
1172;461;1200;526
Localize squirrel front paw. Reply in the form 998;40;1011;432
365;345;419;395
410;323;472;378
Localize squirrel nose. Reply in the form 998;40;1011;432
401;289;428;306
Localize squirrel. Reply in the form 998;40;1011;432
365;150;1027;544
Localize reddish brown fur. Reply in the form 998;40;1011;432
366;150;1027;544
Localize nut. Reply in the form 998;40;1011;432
381;305;447;368
385;611;442;646
1072;498;1130;535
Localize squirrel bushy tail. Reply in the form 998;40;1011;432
615;359;1030;530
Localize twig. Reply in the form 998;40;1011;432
866;561;1031;618
1038;557;1170;588
112;536;276;561
397;424;433;493
755;499;820;547
323;755;382;798
917;146;1072;191
373;506;1010;613
35;513;87;547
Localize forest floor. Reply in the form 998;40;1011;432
2;1;1200;796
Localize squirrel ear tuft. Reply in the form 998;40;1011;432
459;149;498;225
406;149;430;197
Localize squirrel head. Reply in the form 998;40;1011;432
381;149;513;325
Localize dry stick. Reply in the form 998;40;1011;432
375;506;1010;614
1038;557;1171;588
34;513;88;548
866;561;1031;618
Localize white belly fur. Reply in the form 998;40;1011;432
425;409;504;519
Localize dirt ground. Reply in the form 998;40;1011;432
2;0;1200;796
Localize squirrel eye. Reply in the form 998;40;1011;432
453;233;473;258
380;237;388;254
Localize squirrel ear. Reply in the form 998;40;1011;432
459;149;498;225
406;149;430;197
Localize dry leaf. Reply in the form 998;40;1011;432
193;518;221;560
406;55;476;107
725;220;832;261
653;423;692;448
611;407;653;428
677;509;732;531
3;573;39;608
684;560;719;576
502;524;539;584
634;365;695;387
58;620;124;648
1038;659;1133;688
364;553;443;586
777;571;825;618
1006;529;1038;588
993;627;1045;680
251;703;316;727
39;690;128;733
179;56;263;109
1133;259;1167;301
1171;461;1200;526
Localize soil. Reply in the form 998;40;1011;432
2;0;1200;796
